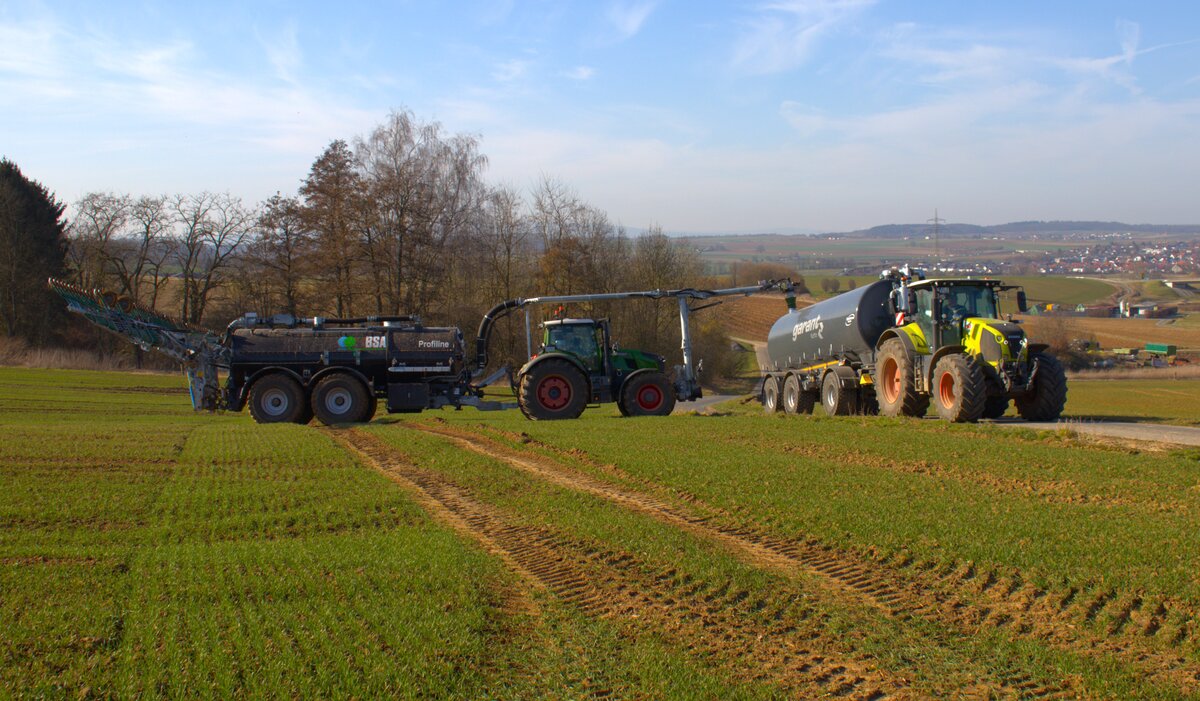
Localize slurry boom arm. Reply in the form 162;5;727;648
48;278;230;410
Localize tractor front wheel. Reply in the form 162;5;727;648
932;355;986;423
1016;353;1068;421
248;374;310;424
622;372;676;417
519;360;589;420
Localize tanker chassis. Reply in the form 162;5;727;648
760;266;1067;423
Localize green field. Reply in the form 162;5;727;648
4;367;1200;698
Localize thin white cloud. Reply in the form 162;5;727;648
606;1;657;41
257;21;303;85
731;0;875;74
563;65;595;80
492;58;531;82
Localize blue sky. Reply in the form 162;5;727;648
3;1;1199;232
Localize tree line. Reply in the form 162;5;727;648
2;110;786;376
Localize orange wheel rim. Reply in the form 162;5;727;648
882;358;900;403
939;372;956;407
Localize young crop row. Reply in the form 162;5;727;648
0;369;510;697
5;367;1200;698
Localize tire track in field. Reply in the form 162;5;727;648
422;421;1200;698
330;428;899;701
412;421;1079;700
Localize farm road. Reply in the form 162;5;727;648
997;418;1200;447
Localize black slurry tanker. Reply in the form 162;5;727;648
760;266;1067;423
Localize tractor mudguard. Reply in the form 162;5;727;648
877;323;929;356
518;352;591;387
1026;342;1049;357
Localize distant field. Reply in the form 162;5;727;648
1020;315;1200;351
4;366;1200;698
1063;378;1200;426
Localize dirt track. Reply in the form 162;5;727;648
999;418;1200;447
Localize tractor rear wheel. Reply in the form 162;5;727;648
932;355;986;423
875;338;929;417
1016;352;1068;421
622;372;676;417
519;360;588;420
821;371;857;416
761;376;781;413
248;374;309;424
312;373;373;425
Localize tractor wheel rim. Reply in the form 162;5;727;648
636;385;663;411
261;388;289;417
882;358;900;403
939;372;956;407
537;375;572;410
324;387;353;415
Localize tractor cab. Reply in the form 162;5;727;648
540;319;607;372
906;279;1010;348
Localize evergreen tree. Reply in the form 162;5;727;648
0;159;69;343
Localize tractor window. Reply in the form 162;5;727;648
944;286;998;320
547;324;600;370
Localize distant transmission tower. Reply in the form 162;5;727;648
927;209;945;266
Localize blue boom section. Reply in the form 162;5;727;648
48;278;230;410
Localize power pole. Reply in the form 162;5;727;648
927;209;944;267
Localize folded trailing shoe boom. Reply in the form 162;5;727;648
51;277;794;424
760;266;1067;422
47;278;229;411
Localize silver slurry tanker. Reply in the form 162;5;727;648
760;265;1068;423
761;266;917;417
765;279;894;371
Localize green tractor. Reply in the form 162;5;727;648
516;318;676;420
474;279;795;420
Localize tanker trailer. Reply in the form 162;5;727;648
760;267;1068;423
762;278;896;416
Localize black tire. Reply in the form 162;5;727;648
858;390;880;416
248;374;309;424
875;338;929;417
982;394;1009;419
762;375;781;414
798;390;817;415
1016;352;1068;421
821;371;856;416
312;373;373;425
616;394;631;417
622;372;676;417
931;354;987;423
782;375;800;415
519;359;589;420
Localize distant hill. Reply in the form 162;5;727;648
843;221;1200;239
